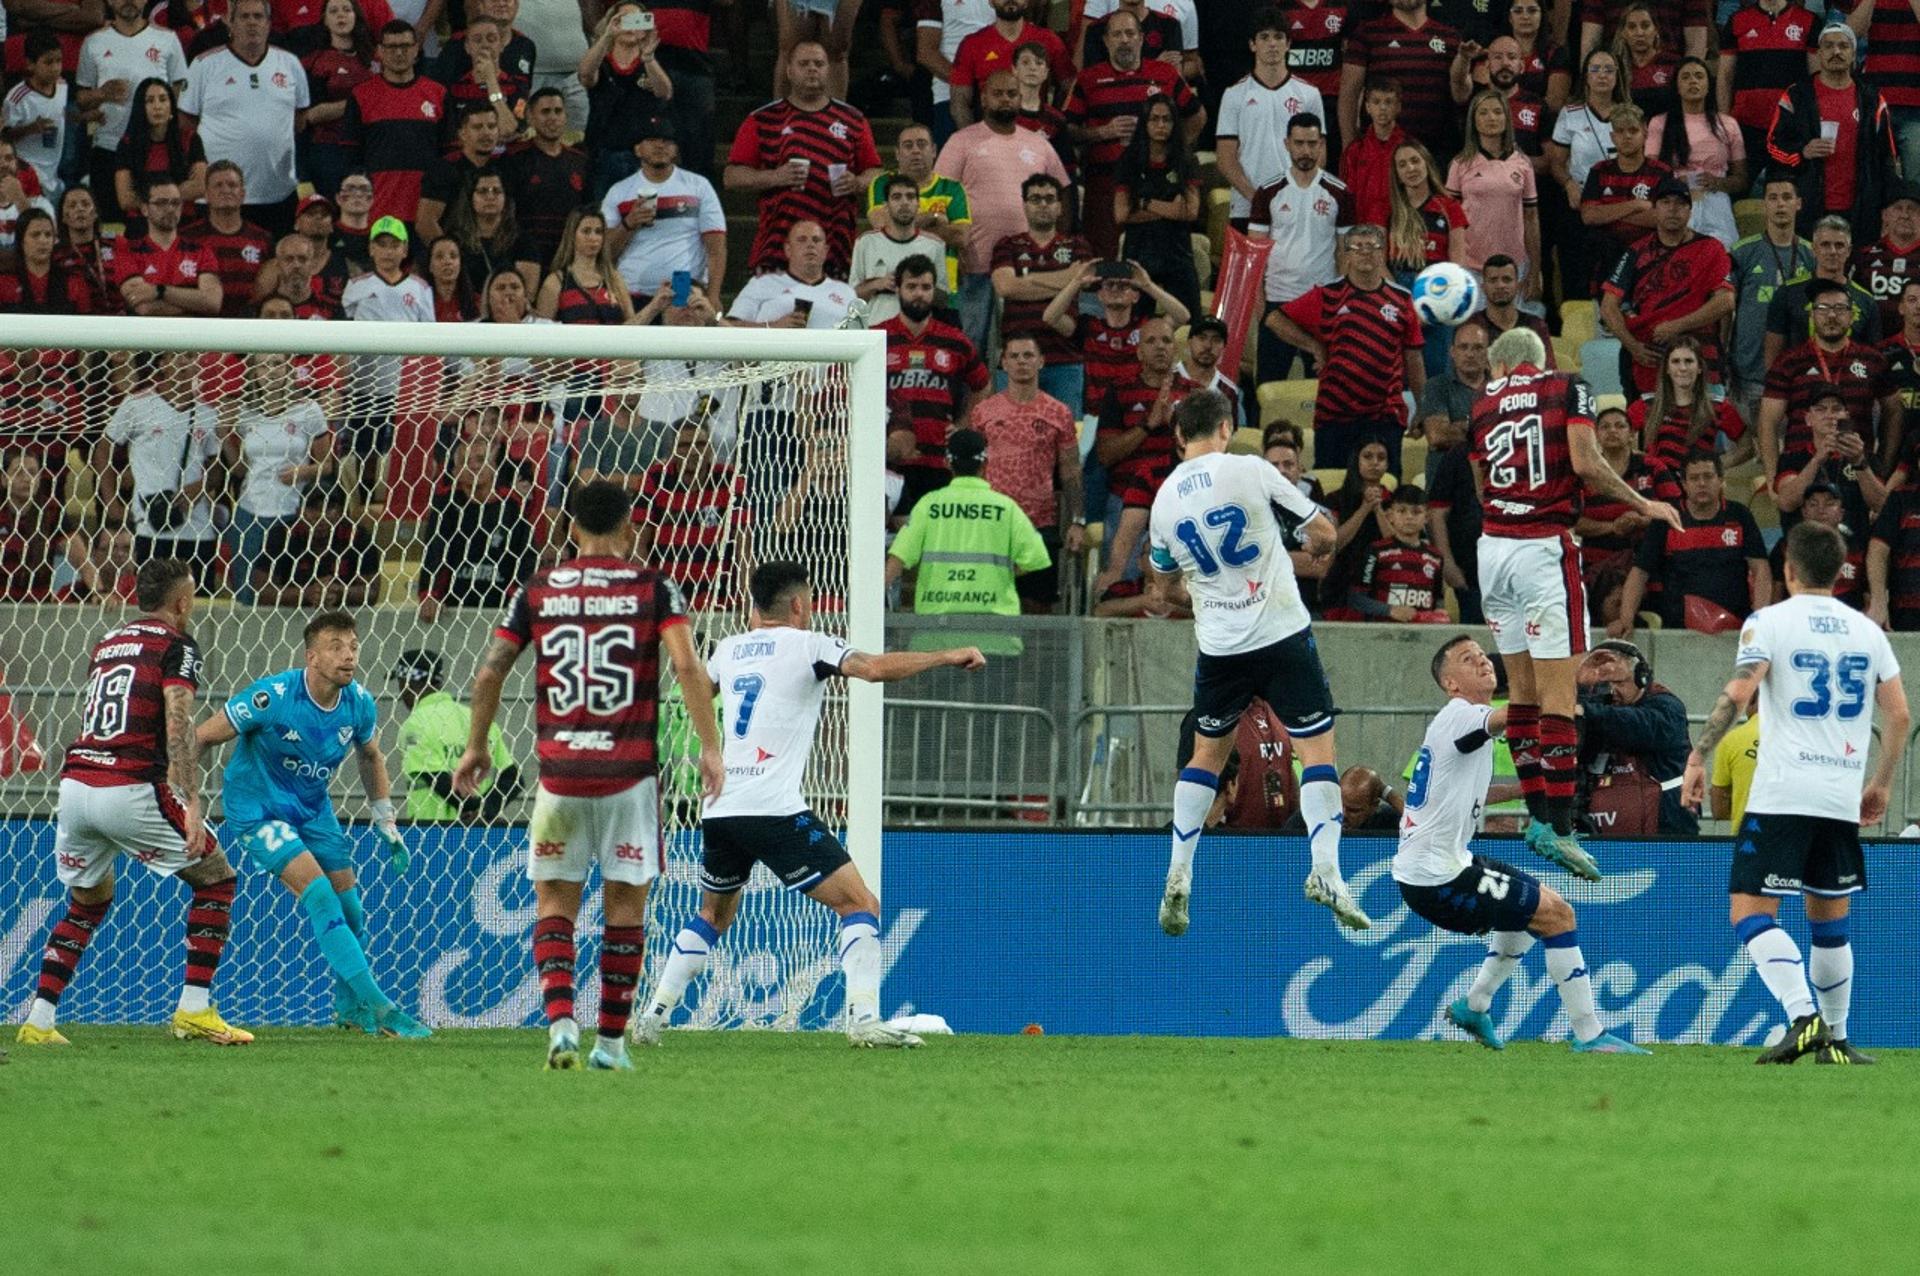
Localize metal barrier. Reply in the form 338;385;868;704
882;698;1061;825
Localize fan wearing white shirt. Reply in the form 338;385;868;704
100;350;224;580
226;354;332;603
632;560;986;1050
3;34;70;203
340;216;433;515
850;172;949;326
725;219;857;329
1682;522;1911;1066
179;0;311;234
77;0;189;222
1216;14;1322;224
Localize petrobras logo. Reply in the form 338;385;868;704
281;756;334;780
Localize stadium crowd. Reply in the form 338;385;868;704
0;5;1907;701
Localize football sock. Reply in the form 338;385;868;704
532;915;576;1026
646;916;720;1019
1539;713;1579;836
1299;765;1343;876
299;877;386;1009
840;910;883;1024
597;924;645;1042
336;885;367;940
1736;915;1815;1021
1506;702;1546;823
1542;930;1603;1042
179;878;236;1014
1169;767;1217;877
1808;918;1853;1041
29;896;109;1027
1466;930;1536;1013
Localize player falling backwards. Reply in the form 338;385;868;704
195;610;430;1039
1147;388;1369;934
1397;636;1648;1054
631;560;985;1049
1683;522;1909;1065
454;480;726;1072
18;558;251;1046
1472;329;1679;880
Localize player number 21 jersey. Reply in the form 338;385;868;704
1739;594;1901;823
703;626;852;820
1148;451;1321;656
1470;365;1594;539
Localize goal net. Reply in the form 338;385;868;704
0;315;886;1032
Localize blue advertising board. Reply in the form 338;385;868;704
3;823;1915;1045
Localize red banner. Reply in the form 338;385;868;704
1211;227;1271;379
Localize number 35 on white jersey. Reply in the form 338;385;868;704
703;626;852;819
1148;451;1323;656
1740;594;1901;823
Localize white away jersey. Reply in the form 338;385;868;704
1739;594;1901;822
1393;698;1496;886
1148;451;1319;655
703;625;852;820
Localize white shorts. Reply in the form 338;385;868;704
527;777;663;887
53;778;196;889
1477;532;1590;661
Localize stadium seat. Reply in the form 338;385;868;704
1191;232;1212;289
1207;186;1232;262
1229;427;1264;455
1594;392;1628;413
1579;338;1624;397
1258;378;1318;429
1733;198;1765;240
381;559;420;607
1550;335;1582;371
1401;436;1429;485
1558;300;1597;347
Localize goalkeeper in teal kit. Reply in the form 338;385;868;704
196;610;431;1038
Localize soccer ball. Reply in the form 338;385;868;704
1410;263;1480;327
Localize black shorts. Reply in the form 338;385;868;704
700;810;852;895
1730;812;1867;897
1398;856;1542;935
1191;628;1336;739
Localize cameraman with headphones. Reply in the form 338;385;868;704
1575;639;1699;836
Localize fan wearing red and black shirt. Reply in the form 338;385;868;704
1625;336;1749;470
634;417;746;614
1045;256;1190;419
26;557;249;1048
1580;0;1710;61
1091;314;1182;597
1613;451;1767;634
724;40;883;279
427;13;530;138
499;88;588;270
345;22;447;226
1719;0;1819;163
1868;484;1920;630
1338;0;1461;155
183;160;271;317
1771;480;1866;607
1852;180;1920;335
1758;278;1904;501
951;0;1074;129
112;178;222;317
1266;222;1425;470
455;480;724;1071
881;254;990;480
1576;405;1681;619
1577;106;1670;287
1599;175;1733;396
1063;9;1204;255
1276;0;1351;104
416;103;500;243
990;174;1094;413
1472;327;1680;854
1348;486;1449;622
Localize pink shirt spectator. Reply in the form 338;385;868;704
1644;114;1746;186
971;387;1078;528
1445;151;1537;274
934;122;1070;277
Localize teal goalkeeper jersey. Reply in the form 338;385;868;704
220;668;378;828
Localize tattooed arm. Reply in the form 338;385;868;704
1680;660;1768;811
453;635;523;796
164;684;207;858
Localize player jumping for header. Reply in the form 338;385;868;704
630;560;985;1049
1147;388;1370;934
454;480;726;1072
1472;328;1680;879
1398;635;1649;1054
18;558;251;1047
196;610;430;1039
1683;522;1909;1065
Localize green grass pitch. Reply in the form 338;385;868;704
5;1030;1915;1274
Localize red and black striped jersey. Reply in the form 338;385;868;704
726;97;882;277
1602;231;1734;362
1862;0;1920;110
1871;489;1920;617
1852;237;1920;334
0;267;94;313
1721;4;1819;131
302;45;376;146
344;74;448;224
1580;156;1671;248
1097;372;1177;508
634;460;744;612
1763;339;1893;465
992;231;1094;366
1081;12;1186;66
1356;536;1444;612
1631;500;1765;625
1413;191;1468;264
109;231;218;292
1515;40;1567;101
62;617;202;788
1507;88;1547;156
181;217;271;318
1279;277;1424;428
1470;364;1595;538
1342;14;1463;154
1768;529;1865;608
1063;58;1201;170
551;270;625;325
1626;394;1747;469
1079;313;1142;419
1580;452;1681;553
499;141;589;265
881;315;989;469
495;556;688;797
1275;0;1351;99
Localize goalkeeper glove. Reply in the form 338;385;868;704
371;798;408;873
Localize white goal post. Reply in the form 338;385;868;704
0;314;888;1030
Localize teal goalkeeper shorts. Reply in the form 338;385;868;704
227;812;354;877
